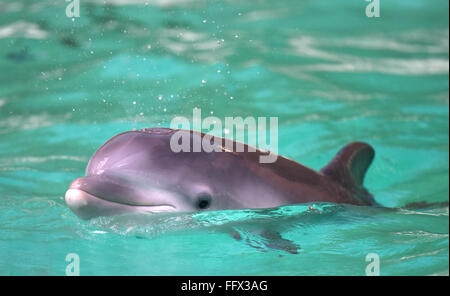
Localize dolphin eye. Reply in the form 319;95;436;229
196;194;211;210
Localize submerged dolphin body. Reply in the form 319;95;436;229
66;128;378;220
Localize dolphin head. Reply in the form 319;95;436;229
65;128;241;219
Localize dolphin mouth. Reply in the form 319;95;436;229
65;188;176;220
68;175;176;207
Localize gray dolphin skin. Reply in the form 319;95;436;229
66;127;378;220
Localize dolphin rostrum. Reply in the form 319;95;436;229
65;128;378;220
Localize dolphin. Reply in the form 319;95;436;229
65;127;378;220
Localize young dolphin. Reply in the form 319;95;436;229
66;127;378;220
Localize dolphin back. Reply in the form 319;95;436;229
320;142;377;206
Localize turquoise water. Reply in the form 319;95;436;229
0;0;448;275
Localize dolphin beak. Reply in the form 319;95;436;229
65;188;125;220
65;176;177;220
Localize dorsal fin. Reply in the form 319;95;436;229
321;142;376;205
